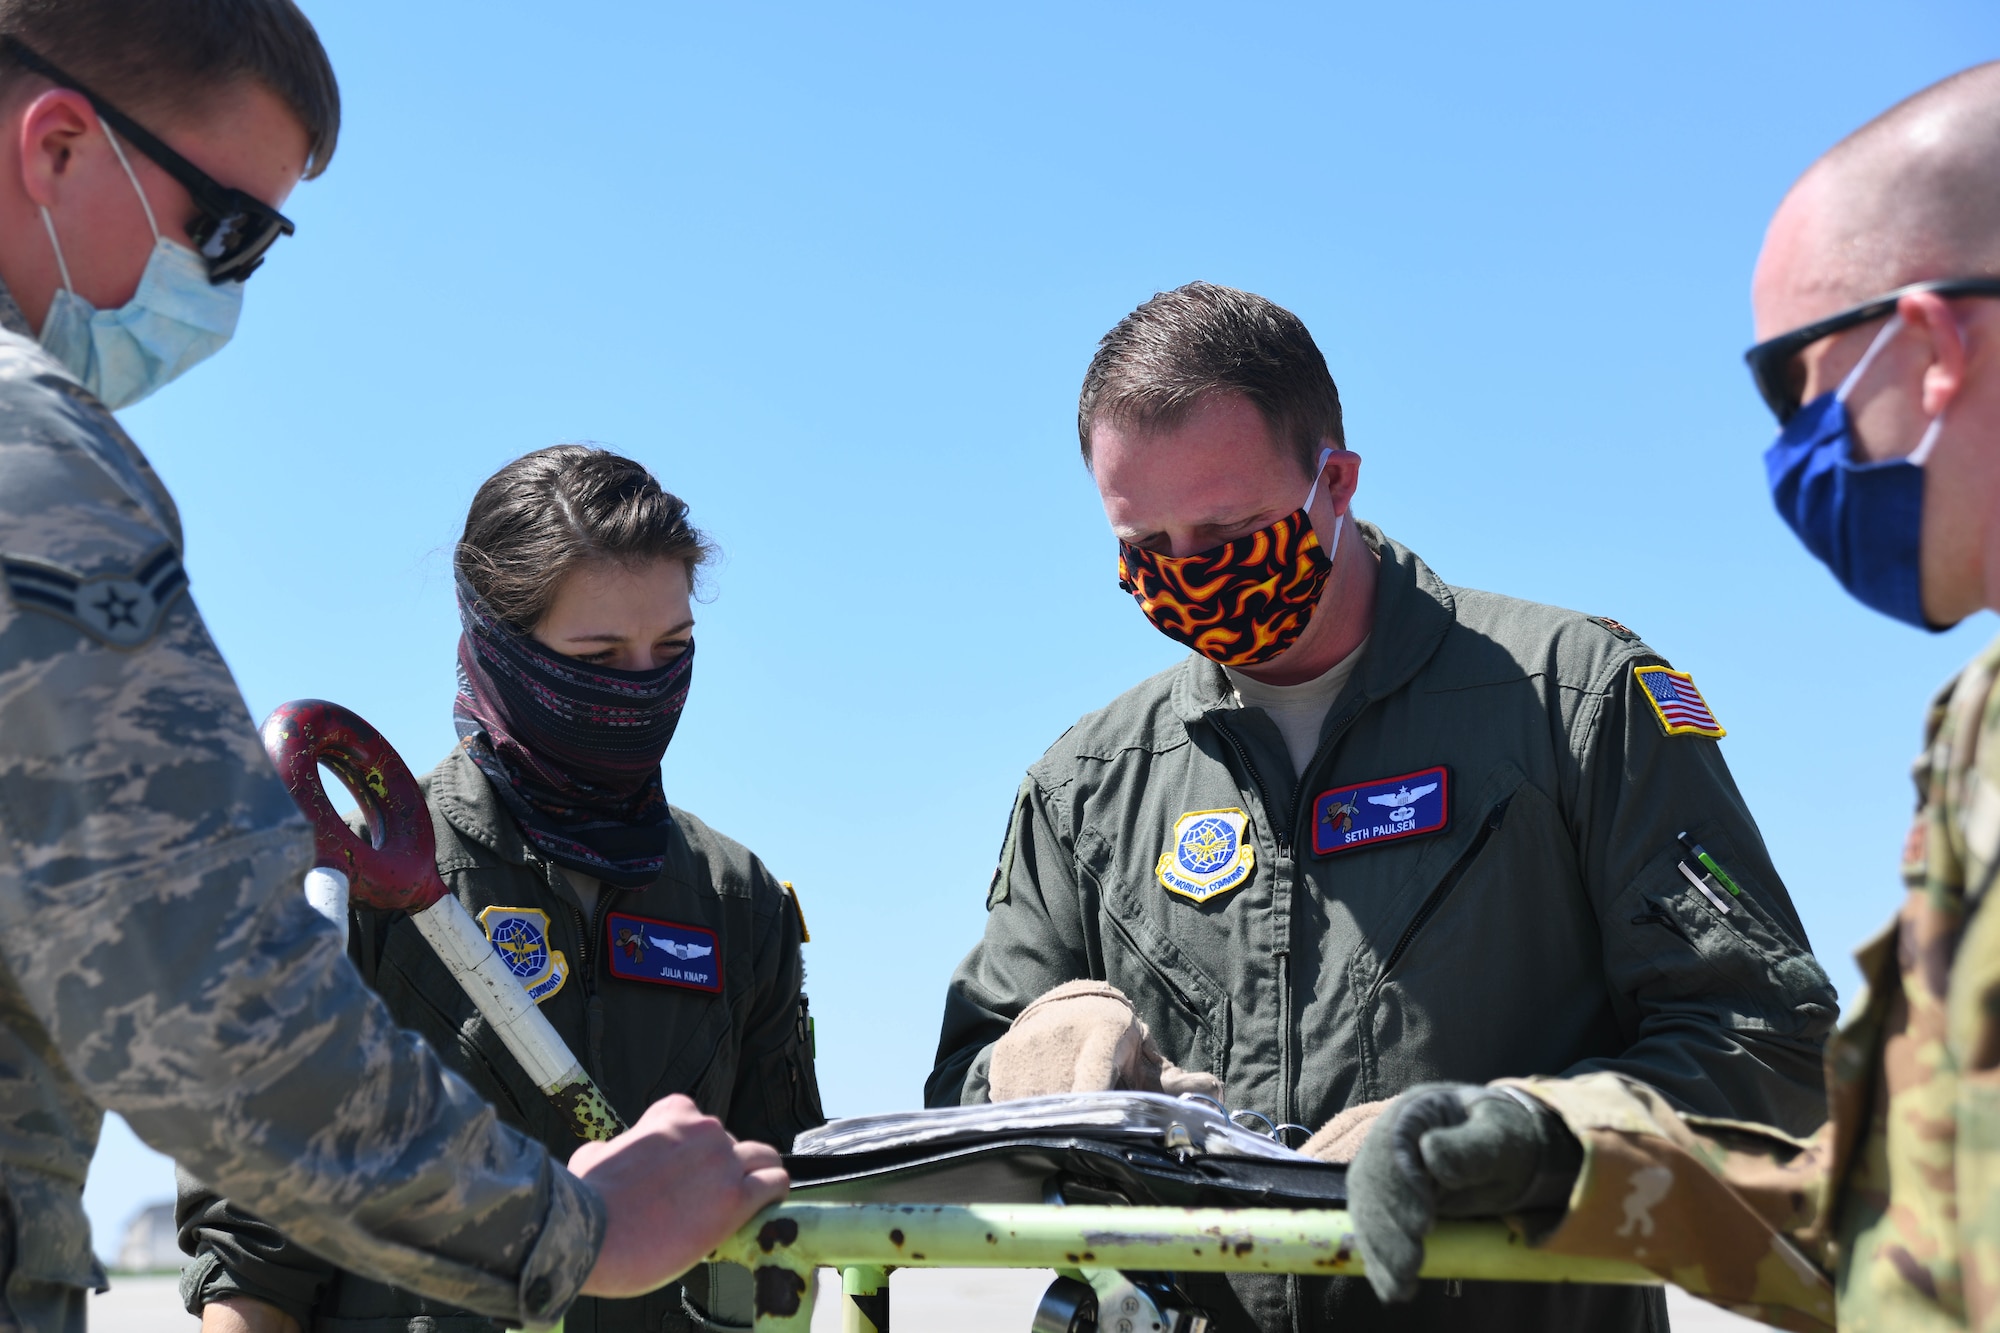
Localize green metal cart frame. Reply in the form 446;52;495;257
705;1201;1658;1332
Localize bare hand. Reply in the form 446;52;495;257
571;1093;789;1297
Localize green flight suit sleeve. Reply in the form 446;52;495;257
928;776;1093;1106
723;863;824;1150
1559;652;1837;1136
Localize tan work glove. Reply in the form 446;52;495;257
989;980;1223;1102
1298;1099;1392;1163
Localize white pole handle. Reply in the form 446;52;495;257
409;894;624;1140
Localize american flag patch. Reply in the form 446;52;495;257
1635;665;1725;738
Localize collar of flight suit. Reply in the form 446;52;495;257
421;741;536;872
1167;521;1458;729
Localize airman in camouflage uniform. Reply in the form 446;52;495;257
1345;59;2000;1333
0;5;783;1330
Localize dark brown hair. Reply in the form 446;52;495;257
0;0;340;178
1077;281;1345;477
457;446;716;632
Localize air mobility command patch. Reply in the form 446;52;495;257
1635;665;1726;738
1313;765;1449;856
476;905;569;1004
608;912;722;992
1157;809;1256;903
2;542;187;648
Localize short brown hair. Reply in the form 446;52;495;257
457;446;716;633
0;0;340;178
1078;281;1345;477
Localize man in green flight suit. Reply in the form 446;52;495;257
927;281;1838;1332
1340;60;2000;1333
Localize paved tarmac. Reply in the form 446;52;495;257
98;1269;1770;1330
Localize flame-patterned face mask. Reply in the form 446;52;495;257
1117;448;1340;668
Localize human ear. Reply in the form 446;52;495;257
1318;446;1364;518
1899;291;1969;418
16;89;94;209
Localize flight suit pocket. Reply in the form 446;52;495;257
1076;825;1231;1086
1624;836;1836;1040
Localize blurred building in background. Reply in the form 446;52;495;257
115;1202;180;1273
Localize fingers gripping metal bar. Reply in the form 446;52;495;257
709;1203;1662;1331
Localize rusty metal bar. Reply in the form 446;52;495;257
708;1202;1659;1331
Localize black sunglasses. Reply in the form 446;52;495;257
1744;276;2000;424
2;38;295;283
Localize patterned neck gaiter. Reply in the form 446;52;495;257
452;574;692;887
1117;449;1341;668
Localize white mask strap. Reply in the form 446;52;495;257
1836;315;1904;404
1301;447;1338;512
1909;411;1946;467
100;122;159;243
37;207;73;294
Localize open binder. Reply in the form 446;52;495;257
785;1092;1346;1209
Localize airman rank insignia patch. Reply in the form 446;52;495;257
1635;665;1725;738
1157;808;1256;903
476;905;568;1004
607;911;722;992
1;542;187;649
1313;765;1449;856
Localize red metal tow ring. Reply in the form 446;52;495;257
259;698;446;913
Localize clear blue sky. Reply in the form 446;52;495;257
82;0;2000;1260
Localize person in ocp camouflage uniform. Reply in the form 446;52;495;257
0;5;785;1332
1343;60;2000;1333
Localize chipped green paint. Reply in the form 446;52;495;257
706;1202;1660;1331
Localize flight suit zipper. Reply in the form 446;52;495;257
1369;796;1513;1000
1213;720;1293;855
1211;715;1298;1138
563;875;616;1081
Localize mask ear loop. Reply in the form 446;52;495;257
36;207;73;296
35;118;159;311
1301;445;1344;559
1836;315;1904;404
1834;311;1953;467
99;122;160;243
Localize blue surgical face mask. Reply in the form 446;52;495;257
35;124;241;410
1763;314;1950;630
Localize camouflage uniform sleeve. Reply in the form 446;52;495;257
0;352;601;1326
1499;1072;1836;1333
1560;648;1837;1135
927;774;1089;1106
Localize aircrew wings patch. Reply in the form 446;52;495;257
1635;665;1725;738
1;542;187;648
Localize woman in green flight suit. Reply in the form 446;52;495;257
178;445;823;1333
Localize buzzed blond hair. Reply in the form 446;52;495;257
1782;62;2000;301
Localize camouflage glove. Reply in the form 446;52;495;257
1347;1083;1582;1304
988;980;1222;1102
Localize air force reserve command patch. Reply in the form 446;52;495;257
1313;765;1450;856
2;542;187;648
607;912;722;992
475;905;569;1004
1635;664;1726;738
1156;808;1256;903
